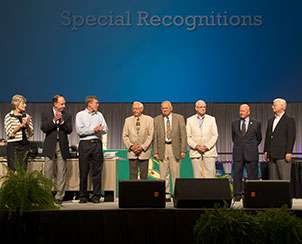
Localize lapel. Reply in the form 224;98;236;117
171;113;177;136
272;113;286;135
237;119;243;137
246;119;254;135
160;114;165;135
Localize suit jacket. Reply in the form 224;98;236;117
41;109;73;160
232;118;262;162
186;114;218;158
153;113;187;161
122;114;154;160
264;113;296;159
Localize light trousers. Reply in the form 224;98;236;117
44;142;66;201
191;157;216;178
159;144;181;197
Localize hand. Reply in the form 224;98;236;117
195;145;204;153
180;152;186;159
136;146;143;154
94;125;104;132
54;112;62;122
264;152;268;162
200;145;208;152
153;154;159;160
22;116;32;127
285;153;292;163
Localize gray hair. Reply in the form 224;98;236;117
240;104;250;111
274;98;287;110
133;101;144;109
161;101;173;108
11;94;26;109
195;100;206;106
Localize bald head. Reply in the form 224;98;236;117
239;104;250;119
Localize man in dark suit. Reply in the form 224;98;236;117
232;104;262;201
41;95;73;202
264;98;296;180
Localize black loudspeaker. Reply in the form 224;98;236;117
173;178;232;208
243;180;292;208
118;180;165;208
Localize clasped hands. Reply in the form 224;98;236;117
54;112;64;124
195;144;209;153
21;116;32;127
131;145;143;155
94;125;104;132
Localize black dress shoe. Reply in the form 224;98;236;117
92;198;100;203
79;198;88;204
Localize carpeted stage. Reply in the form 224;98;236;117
2;198;302;243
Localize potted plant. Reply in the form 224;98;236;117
0;153;60;219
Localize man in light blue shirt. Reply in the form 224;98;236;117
76;96;108;203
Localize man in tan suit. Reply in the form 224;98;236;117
186;100;218;178
122;102;154;180
153;101;187;201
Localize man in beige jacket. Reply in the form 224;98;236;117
186;100;218;178
122;102;154;180
153;101;187;201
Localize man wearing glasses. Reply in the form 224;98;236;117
122;102;153;180
186;100;218;178
264;98;296;180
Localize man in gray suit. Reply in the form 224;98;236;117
153;101;187;201
122;102;154;180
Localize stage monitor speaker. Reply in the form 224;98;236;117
173;178;232;208
243;180;292;208
118;180;165;208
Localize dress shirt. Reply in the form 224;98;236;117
164;113;172;142
76;109;108;141
197;115;204;132
272;111;285;132
240;116;250;132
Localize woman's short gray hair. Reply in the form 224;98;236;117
11;94;26;109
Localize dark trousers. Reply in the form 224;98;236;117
78;140;104;200
233;159;258;196
129;159;149;180
7;141;29;171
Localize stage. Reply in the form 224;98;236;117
2;198;302;244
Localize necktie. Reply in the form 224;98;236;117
242;119;246;136
136;117;140;134
166;117;171;140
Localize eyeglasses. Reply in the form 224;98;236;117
196;106;206;109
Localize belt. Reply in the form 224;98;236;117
84;139;101;143
165;141;172;144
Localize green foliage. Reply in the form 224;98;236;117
257;206;302;244
0;154;60;219
194;204;261;244
194;205;302;244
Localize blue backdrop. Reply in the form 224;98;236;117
1;0;301;102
